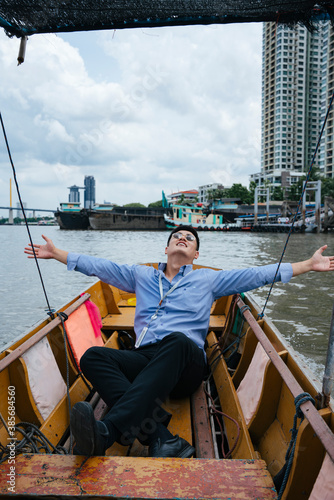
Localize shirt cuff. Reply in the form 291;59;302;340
279;263;293;283
67;252;81;271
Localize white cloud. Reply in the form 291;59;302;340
0;22;262;212
34;115;74;144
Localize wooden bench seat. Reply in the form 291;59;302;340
209;313;227;330
102;307;136;331
101;288;229;333
0;454;276;499
102;308;226;332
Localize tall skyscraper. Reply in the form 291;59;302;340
252;20;332;194
84;176;96;209
16;202;27;218
320;22;334;179
68;185;83;203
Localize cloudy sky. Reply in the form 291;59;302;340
0;22;262;213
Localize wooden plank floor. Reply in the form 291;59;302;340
0;455;276;499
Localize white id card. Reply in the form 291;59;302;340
135;326;148;348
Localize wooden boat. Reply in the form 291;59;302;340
2;3;334;499
234;214;303;233
1;264;333;499
164;204;229;230
164;205;293;233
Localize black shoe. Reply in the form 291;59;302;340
70;401;109;456
149;435;195;458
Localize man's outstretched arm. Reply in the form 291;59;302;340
24;235;68;264
291;245;334;276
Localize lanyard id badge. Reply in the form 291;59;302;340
135;271;192;348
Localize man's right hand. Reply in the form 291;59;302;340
24;235;68;264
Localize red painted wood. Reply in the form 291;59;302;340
0;454;276;499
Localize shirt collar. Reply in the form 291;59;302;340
158;262;193;276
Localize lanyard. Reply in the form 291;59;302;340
135;271;192;348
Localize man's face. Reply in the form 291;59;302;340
165;230;199;262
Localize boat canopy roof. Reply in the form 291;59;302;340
0;0;333;38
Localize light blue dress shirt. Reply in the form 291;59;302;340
67;253;293;353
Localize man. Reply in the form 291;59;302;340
25;226;334;458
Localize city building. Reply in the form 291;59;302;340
67;177;96;208
68;185;84;203
84;176;96;209
16;202;27;218
319;22;334;178
167;189;199;204
198;183;224;204
252;20;332;195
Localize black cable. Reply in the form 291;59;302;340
0;422;68;464
0;111;54;318
260;89;334;318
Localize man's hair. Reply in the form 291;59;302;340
167;225;200;250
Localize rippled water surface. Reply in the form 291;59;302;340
1;225;334;380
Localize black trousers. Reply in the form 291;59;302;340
80;332;206;444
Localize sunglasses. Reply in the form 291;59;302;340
172;232;196;242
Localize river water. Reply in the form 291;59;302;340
1;225;333;380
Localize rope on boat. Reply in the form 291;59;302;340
0;112;55;319
0;112;76;461
0;422;68;464
0;112;99;458
276;392;316;499
260;89;334;318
